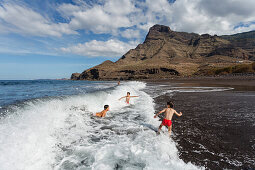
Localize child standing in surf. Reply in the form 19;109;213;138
119;92;139;104
154;101;182;136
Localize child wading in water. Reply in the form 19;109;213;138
154;101;182;136
94;105;110;117
119;92;139;104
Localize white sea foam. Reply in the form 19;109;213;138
169;87;234;93
145;85;233;98
0;81;202;170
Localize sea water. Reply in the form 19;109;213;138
0;80;234;170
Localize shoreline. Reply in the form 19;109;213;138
144;72;255;81
144;75;255;86
150;80;255;169
145;76;255;91
70;73;255;83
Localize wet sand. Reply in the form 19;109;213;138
147;78;255;169
147;76;255;90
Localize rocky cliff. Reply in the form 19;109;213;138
71;25;255;80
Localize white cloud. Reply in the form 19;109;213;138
198;0;255;18
56;0;173;37
0;3;77;37
2;0;255;38
58;0;138;35
58;0;255;57
57;3;81;19
69;6;132;34
234;23;255;33
60;39;138;57
168;0;255;35
120;29;140;39
104;0;138;15
1;0;255;59
57;0;255;36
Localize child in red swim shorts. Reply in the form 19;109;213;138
154;101;182;136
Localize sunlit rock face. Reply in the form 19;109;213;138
71;25;255;80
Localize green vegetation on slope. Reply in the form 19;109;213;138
221;31;255;40
204;62;255;76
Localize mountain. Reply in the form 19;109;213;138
71;25;255;80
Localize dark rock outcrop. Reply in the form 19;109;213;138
71;73;80;80
71;25;255;80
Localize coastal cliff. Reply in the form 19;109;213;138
71;25;255;80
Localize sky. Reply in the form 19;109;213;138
0;0;255;80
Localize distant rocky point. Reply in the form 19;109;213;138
70;73;80;80
71;24;255;80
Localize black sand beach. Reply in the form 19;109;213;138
147;78;255;169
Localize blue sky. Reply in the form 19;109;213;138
0;0;255;80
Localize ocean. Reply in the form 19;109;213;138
0;80;254;169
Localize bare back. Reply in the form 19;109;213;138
164;108;176;120
95;110;107;117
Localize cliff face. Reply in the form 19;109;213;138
71;73;80;80
72;25;255;80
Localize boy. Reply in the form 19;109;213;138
154;101;182;136
95;105;110;117
119;92;139;104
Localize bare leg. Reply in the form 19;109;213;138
157;123;163;134
168;125;172;136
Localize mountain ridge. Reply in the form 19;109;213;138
71;24;255;80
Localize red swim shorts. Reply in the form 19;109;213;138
162;119;172;127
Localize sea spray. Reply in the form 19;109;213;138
0;81;202;170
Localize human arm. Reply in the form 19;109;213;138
174;110;182;117
119;96;126;100
130;96;139;98
154;108;166;118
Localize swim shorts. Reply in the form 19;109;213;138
162;119;172;127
